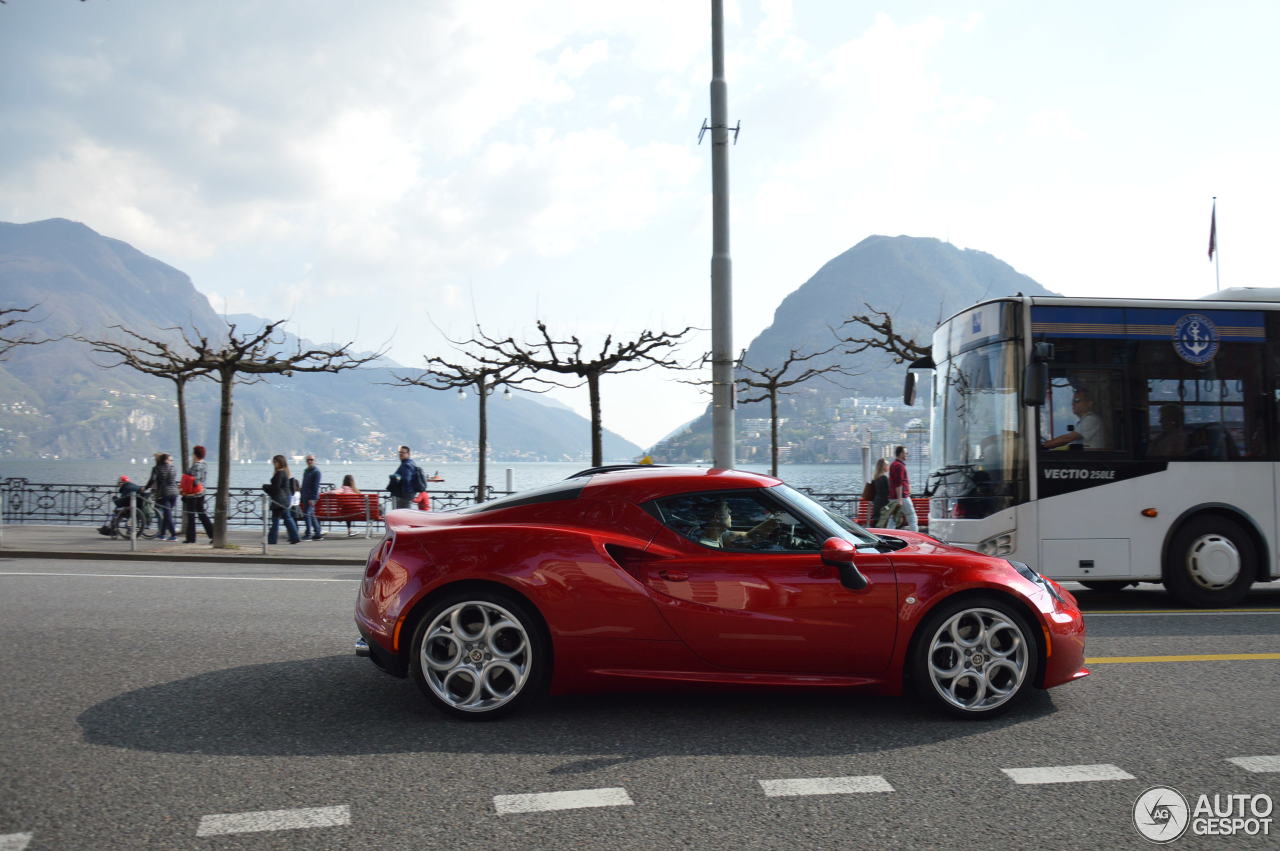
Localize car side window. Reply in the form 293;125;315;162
652;491;824;552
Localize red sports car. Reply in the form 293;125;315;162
354;466;1087;719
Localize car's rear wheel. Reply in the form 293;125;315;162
911;596;1039;719
409;588;549;720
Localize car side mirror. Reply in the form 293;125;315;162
821;537;869;591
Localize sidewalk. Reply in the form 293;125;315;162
0;523;377;565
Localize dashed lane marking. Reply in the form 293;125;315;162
195;805;351;837
0;833;32;851
1229;755;1280;773
760;776;894;797
494;788;634;815
1085;653;1280;664
1002;764;1136;785
0;571;358;583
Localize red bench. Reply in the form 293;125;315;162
314;492;382;525
854;497;930;530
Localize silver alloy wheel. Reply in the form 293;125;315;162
420;600;532;713
926;607;1029;712
1185;533;1241;590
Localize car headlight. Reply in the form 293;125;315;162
1007;559;1066;604
977;531;1016;556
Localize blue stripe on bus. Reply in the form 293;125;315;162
1030;306;1265;341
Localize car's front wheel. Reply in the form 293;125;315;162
409;588;549;720
911;596;1040;719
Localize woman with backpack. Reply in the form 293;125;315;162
870;457;891;528
263;454;301;545
145;452;179;541
181;444;214;542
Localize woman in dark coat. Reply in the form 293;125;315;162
145;452;179;540
870;457;891;528
263;454;301;544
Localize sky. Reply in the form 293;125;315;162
2;1;1277;449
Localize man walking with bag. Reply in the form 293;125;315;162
300;454;323;540
389;445;426;510
889;445;918;532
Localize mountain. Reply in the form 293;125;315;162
653;235;1060;462
0;219;643;462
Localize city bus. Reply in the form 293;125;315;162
907;288;1280;606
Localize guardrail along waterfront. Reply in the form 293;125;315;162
0;478;869;528
0;479;514;528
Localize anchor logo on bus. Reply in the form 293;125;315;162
1172;313;1219;365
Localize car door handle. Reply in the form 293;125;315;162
658;569;688;582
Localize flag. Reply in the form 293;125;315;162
1208;200;1216;261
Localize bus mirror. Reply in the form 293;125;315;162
1023;361;1047;406
904;353;933;406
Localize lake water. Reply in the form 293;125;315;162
0;459;866;494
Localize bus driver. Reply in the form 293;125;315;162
1043;387;1109;450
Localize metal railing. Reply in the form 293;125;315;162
0;478;518;528
1;478;878;530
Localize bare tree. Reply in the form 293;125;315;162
735;345;857;476
182;320;384;547
462;321;693;467
836;304;930;363
386;356;539;501
75;326;214;474
0;305;55;360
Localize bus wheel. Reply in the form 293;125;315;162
1079;580;1134;592
1164;515;1255;607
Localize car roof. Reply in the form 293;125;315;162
574;466;781;503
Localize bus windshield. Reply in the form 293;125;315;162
929;338;1028;519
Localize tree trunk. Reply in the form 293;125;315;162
769;389;779;477
212;368;234;547
175;376;190;475
476;376;488;502
588;372;602;467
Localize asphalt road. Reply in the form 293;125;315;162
1;558;1277;850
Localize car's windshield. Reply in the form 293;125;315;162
770;484;880;546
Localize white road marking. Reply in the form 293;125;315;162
1228;755;1280;773
1084;610;1280;617
1002;764;1135;785
494;788;634;815
0;571;358;583
760;776;894;797
195;805;351;836
0;833;32;851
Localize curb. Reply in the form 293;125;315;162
0;548;366;566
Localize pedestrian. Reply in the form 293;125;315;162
388;444;426;510
146;452;179;540
103;475;144;537
181;445;215;542
869;457;890;527
888;445;918;532
263;454;301;545
337;474;361;536
300;454;323;540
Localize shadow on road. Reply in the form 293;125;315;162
77;655;1058;760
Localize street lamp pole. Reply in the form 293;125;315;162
709;0;735;470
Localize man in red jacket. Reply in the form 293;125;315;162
889;445;918;532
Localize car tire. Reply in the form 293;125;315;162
1079;580;1134;592
911;595;1040;720
409;588;549;720
1164;515;1256;607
